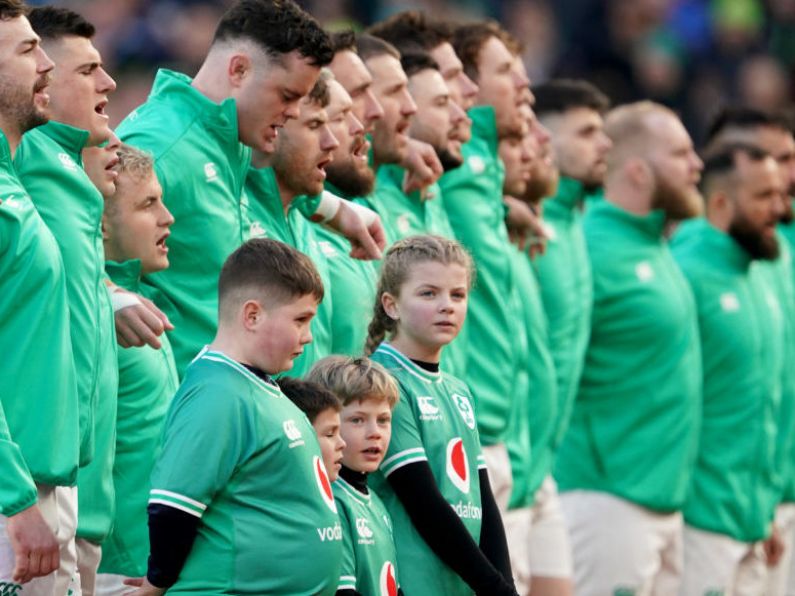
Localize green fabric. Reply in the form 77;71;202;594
777;217;795;503
244;166;333;377
333;476;400;594
150;349;342;594
14;121;119;540
672;219;783;541
371;163;454;243
318;182;378;356
117;69;252;377
533;177;593;450
14;121;117;469
437;105;517;446
99;260;179;575
555;200;702;511
370;343;484;596
0;130;78;513
506;247;557;509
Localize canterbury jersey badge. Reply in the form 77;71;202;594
635;261;654;282
58;152;78;171
379;561;398;596
204;162;219;182
283;419;305;448
452;393;476;430
313;456;337;513
720;292;740;313
446;438;470;494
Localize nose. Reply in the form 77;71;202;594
301;327;313;345
533;120;551;146
161;204;175;226
36;46;54;75
320;125;339;152
365;89;384;126
284;100;301;121
692;152;704;173
460;72;479;102
337;435;347;451
348;112;364;137
366;419;382;438
98;67;117;94
450;100;467;126
401;89;417;117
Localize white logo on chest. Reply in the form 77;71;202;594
204;162;218;182
467;156;485;174
417;396;441;421
396;214;410;235
452;393;476;430
283;419;304;448
720;292;740;313
635;261;654;282
356;517;374;544
58;152;77;171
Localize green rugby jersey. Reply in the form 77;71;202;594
371;163;454;244
14;121;117;468
506;246;557;509
318;182;378;356
437;106;517;446
673;219;784;541
369;343;485;596
334;475;400;595
117;70;252;376
0;130;79;513
99;259;179;576
244;166;333;377
555;200;702;512
533;177;593;450
150;348;342;594
776;216;795;503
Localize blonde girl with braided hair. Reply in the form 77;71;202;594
366;235;518;596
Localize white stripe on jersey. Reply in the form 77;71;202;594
383;455;429;476
148;498;205;518
150;489;207;511
381;447;426;470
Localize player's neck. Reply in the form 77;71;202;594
339;464;368;494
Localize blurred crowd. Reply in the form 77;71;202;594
29;0;795;145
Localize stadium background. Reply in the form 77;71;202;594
32;0;795;145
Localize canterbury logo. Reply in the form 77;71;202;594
356;517;373;539
446;438;470;494
204;162;218;182
418;396;439;416
283;420;302;441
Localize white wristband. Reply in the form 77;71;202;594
348;200;378;227
314;191;342;222
111;289;142;313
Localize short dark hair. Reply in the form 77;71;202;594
706;106;794;144
306;68;331;107
701;142;770;190
356;33;400;62
28;6;95;39
401;52;439;78
533;79;610;118
218;238;324;319
279;377;341;422
0;0;27;21
452;21;501;82
329;30;357;55
367;11;451;55
213;0;332;67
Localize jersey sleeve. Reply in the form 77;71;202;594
379;383;427;477
335;497;358;592
149;383;251;519
0;403;37;515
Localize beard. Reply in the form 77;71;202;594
325;158;375;198
0;73;48;136
650;170;702;221
728;215;780;261
437;146;463;172
779;196;794;225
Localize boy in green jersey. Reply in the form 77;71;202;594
556;102;703;596
308;356;403;596
131;239;342;596
0;3;79;592
89;144;178;594
365;236;517;596
672;144;786;595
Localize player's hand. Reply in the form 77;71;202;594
401;138;443;195
6;505;59;584
123;577;166;596
114;291;173;349
504;195;547;258
328;201;385;260
764;525;786;567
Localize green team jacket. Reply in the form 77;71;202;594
437;105;518;446
99;259;179;575
533;177;593;450
777;217;795;503
0;129;79;515
555;200;702;511
117;69;253;377
14;121;117;469
14;122;119;541
317;182;378;356
672;219;783;541
506;246;557;509
244;167;333;377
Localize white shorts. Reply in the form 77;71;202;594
94;573;129;596
0;484;78;596
766;503;795;596
561;490;682;596
681;525;766;596
482;443;513;514
74;539;101;596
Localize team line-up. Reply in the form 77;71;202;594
1;0;794;595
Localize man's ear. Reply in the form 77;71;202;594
228;53;252;89
241;299;264;331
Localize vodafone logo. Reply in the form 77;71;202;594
379;561;398;596
313;456;337;513
446;438;470;494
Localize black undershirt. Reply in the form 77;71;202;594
338;464;369;494
409;358;440;373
